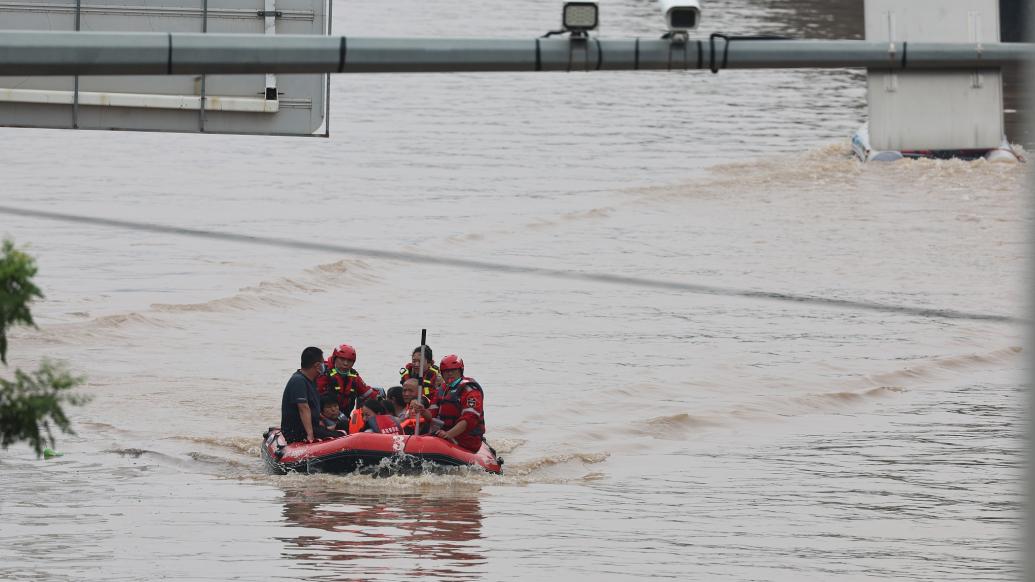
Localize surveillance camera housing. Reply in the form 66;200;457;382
659;0;701;33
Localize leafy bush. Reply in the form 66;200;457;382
0;239;88;457
0;360;87;456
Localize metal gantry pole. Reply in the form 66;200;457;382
0;31;1032;76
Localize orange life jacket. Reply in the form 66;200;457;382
399;416;432;435
348;409;365;434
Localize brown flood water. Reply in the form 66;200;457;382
0;0;1027;580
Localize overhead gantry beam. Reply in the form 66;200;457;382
0;31;1032;76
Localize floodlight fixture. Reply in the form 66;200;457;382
562;2;598;37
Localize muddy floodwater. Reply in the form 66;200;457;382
0;0;1027;580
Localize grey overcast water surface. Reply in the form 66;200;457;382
0;1;1027;580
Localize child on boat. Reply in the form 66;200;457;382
317;393;349;437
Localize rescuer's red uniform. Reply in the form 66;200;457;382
316;343;377;413
435;377;484;452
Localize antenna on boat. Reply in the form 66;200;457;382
415;328;427;438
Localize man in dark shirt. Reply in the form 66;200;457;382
280;346;324;443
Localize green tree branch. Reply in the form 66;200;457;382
0;360;88;456
0;238;42;365
0;238;87;458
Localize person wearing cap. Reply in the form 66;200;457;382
432;354;485;452
316;343;377;415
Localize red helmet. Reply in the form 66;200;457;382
439;354;464;372
332;344;357;361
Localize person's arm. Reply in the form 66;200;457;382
428;375;445;404
297;403;314;442
437;390;482;440
354;375;378;401
436;419;467;440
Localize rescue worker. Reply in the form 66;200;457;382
432;354;485;452
316;343;378;415
399;345;444;405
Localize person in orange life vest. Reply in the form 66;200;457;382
317;393;348;437
433;354;485;453
399;345;444;405
360;399;401;435
399;378;436;435
316;343;377;413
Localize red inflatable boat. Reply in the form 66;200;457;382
261;428;503;475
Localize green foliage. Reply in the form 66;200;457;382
0;239;43;365
0;360;88;457
0;238;86;458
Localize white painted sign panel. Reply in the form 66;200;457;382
0;0;329;135
865;0;1004;151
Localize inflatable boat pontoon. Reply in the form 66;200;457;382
261;428;503;475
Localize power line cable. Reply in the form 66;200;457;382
0;204;1023;325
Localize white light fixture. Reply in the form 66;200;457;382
659;0;701;34
563;2;599;36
